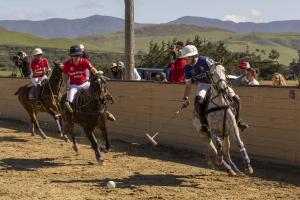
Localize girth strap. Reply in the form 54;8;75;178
207;105;230;138
207;106;229;114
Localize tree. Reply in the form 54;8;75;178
268;49;280;60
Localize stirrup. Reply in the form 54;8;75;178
65;102;73;113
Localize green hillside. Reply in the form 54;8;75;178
0;28;99;51
0;25;299;65
79;25;299;65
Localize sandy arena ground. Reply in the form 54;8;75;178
0;120;299;200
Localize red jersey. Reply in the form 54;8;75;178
31;58;49;78
63;58;93;85
170;58;186;83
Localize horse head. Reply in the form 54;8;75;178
89;72;110;100
50;61;63;80
209;63;228;93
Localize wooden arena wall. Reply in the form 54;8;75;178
0;78;299;166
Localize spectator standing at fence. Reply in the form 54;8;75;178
272;73;287;86
110;62;123;80
165;44;176;81
116;61;141;81
79;44;89;59
30;48;50;107
233;61;250;86
246;68;260;86
13;51;30;77
170;41;186;83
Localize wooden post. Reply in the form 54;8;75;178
124;0;135;80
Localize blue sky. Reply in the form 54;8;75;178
1;0;300;23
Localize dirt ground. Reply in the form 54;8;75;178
0;120;299;200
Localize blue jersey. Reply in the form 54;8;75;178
184;56;215;84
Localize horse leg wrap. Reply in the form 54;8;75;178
55;119;62;133
230;162;241;173
240;148;251;165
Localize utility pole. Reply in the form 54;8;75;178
124;0;134;80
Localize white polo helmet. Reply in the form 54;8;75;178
32;48;43;56
180;45;198;58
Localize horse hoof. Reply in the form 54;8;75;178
63;135;70;143
245;164;254;175
100;146;110;153
72;145;79;153
41;135;47;139
228;169;237;176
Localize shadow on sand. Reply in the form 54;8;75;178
52;172;203;189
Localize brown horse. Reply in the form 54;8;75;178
61;73;111;162
14;62;68;141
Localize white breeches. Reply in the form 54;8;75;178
31;75;47;86
67;81;90;102
196;83;211;98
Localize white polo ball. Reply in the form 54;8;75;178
107;181;116;188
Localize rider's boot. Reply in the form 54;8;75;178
195;96;208;133
232;95;249;132
35;85;43;108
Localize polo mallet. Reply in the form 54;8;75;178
145;106;183;146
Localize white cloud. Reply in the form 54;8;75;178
223;9;264;23
223;15;249;23
250;9;263;17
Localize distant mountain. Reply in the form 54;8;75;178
2;15;300;39
0;15;150;39
168;16;300;33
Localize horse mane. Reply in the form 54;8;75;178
73;74;105;111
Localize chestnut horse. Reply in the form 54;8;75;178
14;62;68;141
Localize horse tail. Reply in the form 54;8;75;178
14;87;22;95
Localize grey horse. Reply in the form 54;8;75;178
194;64;253;176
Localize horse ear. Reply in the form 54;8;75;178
218;58;224;64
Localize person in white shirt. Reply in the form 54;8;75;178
246;68;260;86
116;61;141;81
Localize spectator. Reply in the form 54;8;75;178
233;61;250;86
165;44;176;81
170;42;186;83
246;68;260;86
111;62;123;80
13;51;30;77
176;41;184;57
155;72;168;82
116;61;141;81
133;67;141;81
272;73;287;86
79;44;89;59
